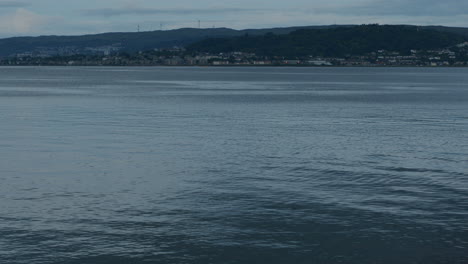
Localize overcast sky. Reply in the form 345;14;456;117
0;0;467;37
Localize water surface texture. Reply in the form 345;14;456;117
1;67;467;264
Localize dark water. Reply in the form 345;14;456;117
0;67;467;264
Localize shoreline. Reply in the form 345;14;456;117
1;64;468;68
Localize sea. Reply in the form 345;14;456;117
0;66;467;264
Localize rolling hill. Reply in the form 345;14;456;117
0;25;467;57
187;25;468;57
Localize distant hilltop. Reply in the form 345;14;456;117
1;24;468;58
188;25;468;57
0;26;337;58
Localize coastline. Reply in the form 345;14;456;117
1;64;468;68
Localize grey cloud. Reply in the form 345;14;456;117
82;7;256;17
313;0;468;17
0;1;29;8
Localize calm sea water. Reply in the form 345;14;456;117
0;67;467;264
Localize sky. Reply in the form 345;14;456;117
0;0;467;37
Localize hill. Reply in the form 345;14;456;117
187;25;468;57
0;25;467;58
0;26;346;57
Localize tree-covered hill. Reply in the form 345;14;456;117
0;25;467;58
0;26;345;57
187;25;468;57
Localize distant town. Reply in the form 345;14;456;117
1;25;468;67
2;42;468;67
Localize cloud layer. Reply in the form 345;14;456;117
0;1;29;8
82;7;257;17
0;8;52;34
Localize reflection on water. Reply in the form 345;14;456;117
0;67;467;264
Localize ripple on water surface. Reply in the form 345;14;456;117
0;67;467;264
